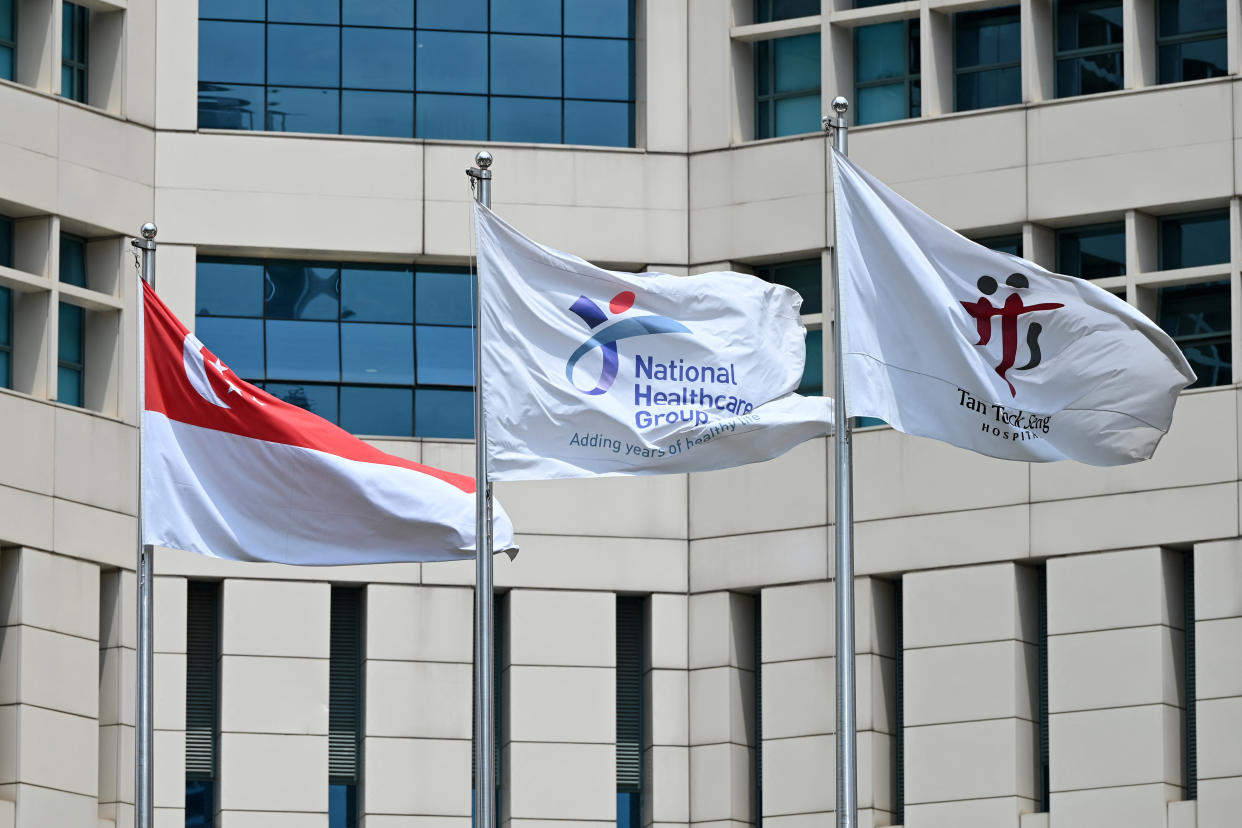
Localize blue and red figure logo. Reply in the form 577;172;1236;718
566;290;690;395
961;273;1064;397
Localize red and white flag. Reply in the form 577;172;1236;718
141;281;514;564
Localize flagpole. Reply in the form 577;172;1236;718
825;96;857;828
132;222;157;828
466;151;497;828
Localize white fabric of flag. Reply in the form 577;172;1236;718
476;203;834;480
141;281;516;564
833;150;1195;466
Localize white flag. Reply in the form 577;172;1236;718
833;150;1195;466
476;203;834;480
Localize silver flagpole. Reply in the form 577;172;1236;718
825;96;857;828
466;151;497;828
132;222;157;828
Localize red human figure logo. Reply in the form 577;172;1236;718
961;273;1064;397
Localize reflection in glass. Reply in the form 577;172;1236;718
195;317;265;379
341;385;413;436
1159;211;1229;270
267;382;340;421
266;320;340;382
198;82;264;130
416;326;474;385
342;90;413;137
415;270;473;325
1159;37;1227;81
266;263;340;319
267;86;340;133
198;260;265;316
1055;0;1123;96
342;323;415;385
416;94;488;140
415;388;474;439
343;27;414;91
855;21;919;125
417;31;488;94
1056;224;1125;278
955;6;1021;111
1159;281;1231;387
343;268;414;322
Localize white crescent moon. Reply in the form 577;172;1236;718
182;333;231;408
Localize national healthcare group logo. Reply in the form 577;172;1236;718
564;290;690;395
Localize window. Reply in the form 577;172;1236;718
0;215;11;389
60;234;87;287
57;301;83;406
197;0;635;146
195;258;475;438
955;6;1021;111
977;234;1024;257
754;259;822;393
186;581;220;828
1;0;14;81
855;20;920;125
330;587;363;828
1159;210;1229;270
616;597;645;828
62;2;88;102
755;34;821;139
1056;223;1125;278
1055;0;1123;97
1159;281;1231;387
1158;0;1226;83
756;0;819;21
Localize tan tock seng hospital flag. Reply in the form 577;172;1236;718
832;150;1196;466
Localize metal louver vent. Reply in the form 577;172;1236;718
616;596;644;793
185;581;219;778
329;587;363;784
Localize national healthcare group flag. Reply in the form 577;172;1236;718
141;281;516;564
476;203;834;480
832;150;1196;466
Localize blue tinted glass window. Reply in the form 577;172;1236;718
564;38;631;100
756;0;821;21
417;31;488;93
416;270;473;325
1158;0;1227;82
343;323;415;384
266;320;339;382
565;100;632;147
755;259;822;315
800;328;823;395
195;317;264;379
265;263;340;320
267;382;340;421
1160;211;1229;270
198;260;264;316
199;21;265;83
200;0;264;20
341;385;413;436
855;22;919;125
267;86;340;133
756;33;822;138
0;47;13;83
269;0;338;24
491;96;562;143
491;35;562;97
1159;281;1230;387
329;783;359;828
344;0;414;27
955;7;1021;111
1055;0;1123;96
418;0;487;31
343;268;414;322
416;94;488;140
0;215;12;268
60;235;87;287
1057;223;1125;278
415;388;473;438
1;0;16;82
62;3;88;102
416;326;474;386
0;285;11;389
199;83;265;130
978;235;1024;257
342;90;413;137
58;302;84;406
566;0;632;36
491;0;561;34
268;24;339;87
343;27;413;91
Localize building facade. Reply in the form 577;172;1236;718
0;0;1240;827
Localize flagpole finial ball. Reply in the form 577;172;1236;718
831;97;849;115
140;223;157;240
475;151;493;169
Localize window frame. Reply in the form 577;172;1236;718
1157;209;1230;271
754;32;823;140
854;17;921;126
953;5;1022;112
1055;221;1126;279
1156;0;1227;83
1053;0;1124;98
62;1;89;103
0;0;16;82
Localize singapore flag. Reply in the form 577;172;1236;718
141;281;515;564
